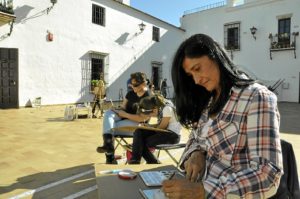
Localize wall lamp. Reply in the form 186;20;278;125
47;0;57;14
138;22;146;32
250;26;257;40
51;0;58;6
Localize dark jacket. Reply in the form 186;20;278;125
269;139;300;199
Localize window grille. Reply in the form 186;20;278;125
152;26;160;42
278;18;291;47
92;4;105;26
90;53;106;81
224;22;240;50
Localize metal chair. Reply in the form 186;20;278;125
114;134;132;151
155;143;186;166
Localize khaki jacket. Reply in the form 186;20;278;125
94;80;106;99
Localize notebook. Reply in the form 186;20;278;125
139;188;167;199
139;170;176;187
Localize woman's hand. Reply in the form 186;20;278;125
184;151;206;182
162;179;205;199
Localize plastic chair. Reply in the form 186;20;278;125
32;97;42;108
75;102;92;119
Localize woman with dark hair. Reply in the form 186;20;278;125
128;94;182;164
162;34;283;198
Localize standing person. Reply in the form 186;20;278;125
96;72;151;164
162;34;283;198
160;78;168;98
128;94;182;164
92;77;106;118
149;83;155;95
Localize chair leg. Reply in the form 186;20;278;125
75;109;78;119
114;137;129;150
114;137;131;162
165;149;179;166
114;141;121;151
156;149;161;159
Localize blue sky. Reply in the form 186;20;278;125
130;0;221;26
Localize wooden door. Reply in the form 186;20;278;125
0;48;18;108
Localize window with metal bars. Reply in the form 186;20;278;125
152;26;160;42
224;23;240;50
92;4;105;26
278;18;291;47
91;58;104;81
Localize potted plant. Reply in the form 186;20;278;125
91;80;98;91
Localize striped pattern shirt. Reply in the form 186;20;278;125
180;83;283;198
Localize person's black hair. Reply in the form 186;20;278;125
171;34;255;128
130;72;147;85
136;94;165;114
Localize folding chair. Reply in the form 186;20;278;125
155;143;186;167
111;126;136;163
114;134;132;151
115;142;186;166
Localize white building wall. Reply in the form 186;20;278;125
0;0;184;106
181;0;300;102
115;0;130;6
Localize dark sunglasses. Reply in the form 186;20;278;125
140;108;154;114
131;82;142;87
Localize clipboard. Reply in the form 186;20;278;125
112;126;170;133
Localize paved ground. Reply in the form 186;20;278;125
0;102;299;198
0;104;188;199
278;102;300;134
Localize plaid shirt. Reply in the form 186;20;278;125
180;83;283;198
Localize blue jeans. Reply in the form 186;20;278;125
102;109;139;136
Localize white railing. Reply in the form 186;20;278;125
183;1;226;16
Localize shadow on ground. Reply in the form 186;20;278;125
278;102;300;135
0;164;96;198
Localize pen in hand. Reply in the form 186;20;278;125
159;172;176;196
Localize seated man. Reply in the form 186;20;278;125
96;72;151;164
